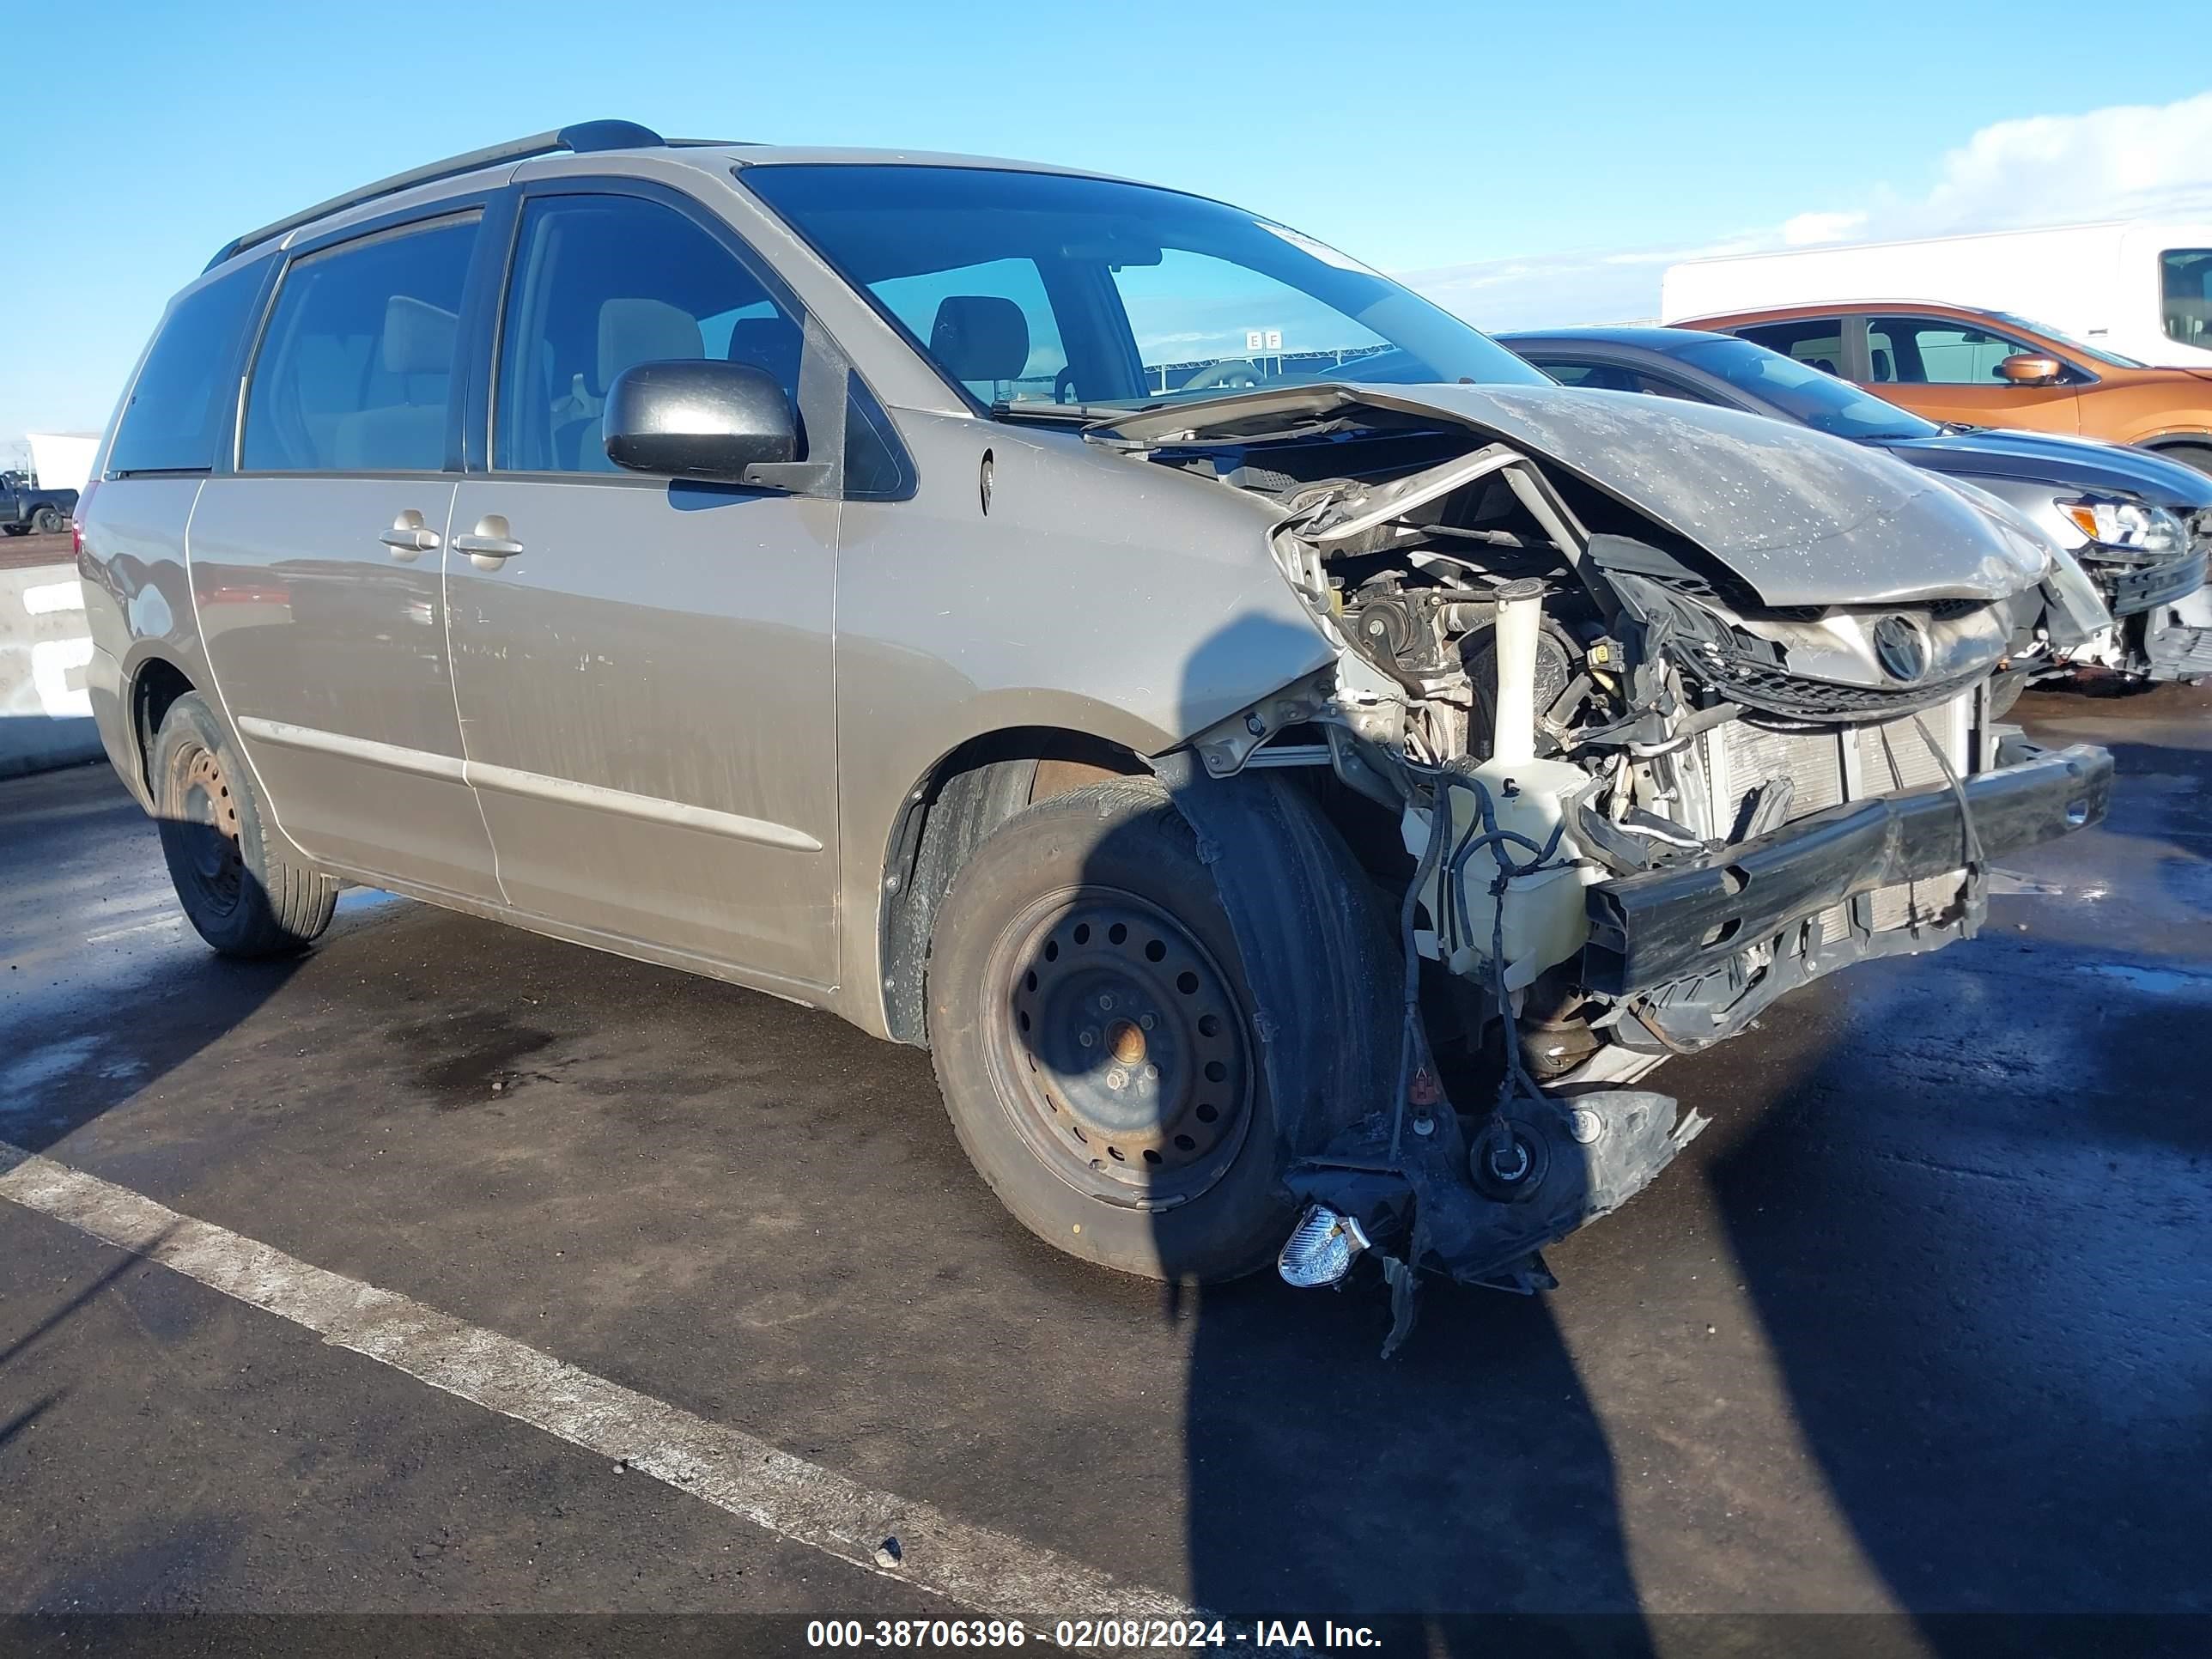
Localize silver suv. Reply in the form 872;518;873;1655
77;121;2112;1323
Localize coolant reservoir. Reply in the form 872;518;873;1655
1402;756;1599;992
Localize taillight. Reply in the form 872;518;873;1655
72;479;97;560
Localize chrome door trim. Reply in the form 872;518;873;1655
234;716;823;853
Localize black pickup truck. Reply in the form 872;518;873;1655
0;471;78;537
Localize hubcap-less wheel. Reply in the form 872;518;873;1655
175;744;246;916
983;888;1253;1211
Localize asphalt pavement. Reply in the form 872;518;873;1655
1;684;2208;1656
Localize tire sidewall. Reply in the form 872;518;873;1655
151;693;291;954
926;783;1295;1283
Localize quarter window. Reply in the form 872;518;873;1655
495;194;807;473
240;217;477;473
2163;249;2212;350
109;256;275;476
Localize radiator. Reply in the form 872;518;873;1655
1702;696;1975;943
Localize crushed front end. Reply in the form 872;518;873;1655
1100;384;2114;1346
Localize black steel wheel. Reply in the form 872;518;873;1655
981;887;1255;1212
151;692;337;957
926;774;1396;1283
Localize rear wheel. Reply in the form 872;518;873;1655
31;505;66;535
151;693;336;956
926;777;1377;1283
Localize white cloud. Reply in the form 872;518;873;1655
1781;210;1867;247
1408;90;2212;331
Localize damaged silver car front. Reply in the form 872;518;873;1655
1104;384;2115;1349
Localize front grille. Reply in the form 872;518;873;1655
1705;699;1973;941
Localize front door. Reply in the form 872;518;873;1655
1862;313;2083;434
191;210;503;902
446;185;840;988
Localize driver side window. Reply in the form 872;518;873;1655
495;193;808;474
1867;317;2043;386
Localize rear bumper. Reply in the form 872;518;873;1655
1581;738;2112;998
83;642;149;811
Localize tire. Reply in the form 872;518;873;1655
31;505;65;535
1;523;27;537
927;776;1374;1283
150;692;337;956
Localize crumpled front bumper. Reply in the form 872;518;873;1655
1581;737;2112;998
2097;544;2207;618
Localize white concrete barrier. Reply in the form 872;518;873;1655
1;562;104;781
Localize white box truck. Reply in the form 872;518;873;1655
1662;220;2212;369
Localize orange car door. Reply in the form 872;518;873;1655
1863;314;2081;434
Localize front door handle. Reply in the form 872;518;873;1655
452;514;523;569
380;512;441;561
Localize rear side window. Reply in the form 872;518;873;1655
241;216;477;473
107;256;273;476
1734;319;1846;376
1534;358;1713;401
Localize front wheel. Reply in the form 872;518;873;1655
150;692;337;956
926;776;1388;1283
2146;441;2212;478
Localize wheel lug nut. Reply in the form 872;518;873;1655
1138;1013;1155;1031
1141;1063;1158;1081
1106;1069;1127;1090
1079;1028;1097;1048
1098;994;1115;1012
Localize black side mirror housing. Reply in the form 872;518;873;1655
604;359;819;486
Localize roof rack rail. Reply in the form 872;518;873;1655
204;119;669;272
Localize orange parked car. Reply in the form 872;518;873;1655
1678;300;2212;475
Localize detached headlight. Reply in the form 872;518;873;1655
2059;497;2187;556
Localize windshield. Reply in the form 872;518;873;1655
1671;334;1942;441
1989;310;2146;369
740;164;1547;410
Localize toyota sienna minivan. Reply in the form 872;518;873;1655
76;120;2111;1334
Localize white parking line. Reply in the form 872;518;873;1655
0;1139;1194;1623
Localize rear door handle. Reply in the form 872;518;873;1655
452;515;523;568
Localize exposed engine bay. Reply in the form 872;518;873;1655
1094;385;2113;1350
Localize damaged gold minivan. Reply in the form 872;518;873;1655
77;123;2112;1334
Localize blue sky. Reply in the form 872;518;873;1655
3;0;2206;459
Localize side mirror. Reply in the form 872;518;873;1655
1996;353;2064;386
603;359;802;483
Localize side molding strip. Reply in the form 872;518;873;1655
233;717;822;853
236;716;467;781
